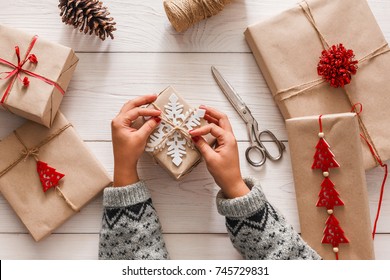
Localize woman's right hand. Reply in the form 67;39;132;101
189;106;249;199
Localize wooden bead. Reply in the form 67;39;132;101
318;132;325;138
323;171;329;177
333;247;339;253
327;209;333;215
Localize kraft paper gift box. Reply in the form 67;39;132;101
245;0;390;170
0;24;79;127
0;112;112;241
133;86;215;180
286;113;374;260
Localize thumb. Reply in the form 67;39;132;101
136;117;161;141
191;135;214;162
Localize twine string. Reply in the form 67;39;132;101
273;0;390;244
163;0;231;32
55;187;79;212
274;0;389;167
275;2;390;102
0;123;78;211
299;1;330;49
149;103;196;153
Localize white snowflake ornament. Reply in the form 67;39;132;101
146;93;205;167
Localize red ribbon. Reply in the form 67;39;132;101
0;35;65;105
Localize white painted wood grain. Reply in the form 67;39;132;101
1;0;390;260
0;53;283;141
0;0;388;53
0;233;389;260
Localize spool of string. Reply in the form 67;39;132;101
163;0;231;32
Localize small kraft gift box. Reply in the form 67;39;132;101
133;86;215;180
0;24;79;127
245;0;390;170
0;112;112;241
287;113;374;260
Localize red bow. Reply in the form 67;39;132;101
0;36;65;105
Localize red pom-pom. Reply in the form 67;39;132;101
317;44;358;88
22;77;30;87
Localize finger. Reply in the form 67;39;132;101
200;105;233;132
120;94;158;113
124;108;161;122
190;123;225;139
136;117;162;141
204;113;219;125
191;135;214;162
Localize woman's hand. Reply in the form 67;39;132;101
189;106;249;199
111;95;161;186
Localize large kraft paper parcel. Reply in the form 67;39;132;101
245;0;390;170
0;112;112;241
0;24;79;127
287;113;374;259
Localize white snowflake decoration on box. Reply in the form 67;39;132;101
146;93;205;167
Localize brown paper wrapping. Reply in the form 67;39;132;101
0;112;112;241
286;113;374;259
245;0;390;170
133;86;214;180
0;24;79;127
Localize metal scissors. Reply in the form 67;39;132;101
211;66;286;167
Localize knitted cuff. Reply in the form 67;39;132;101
103;181;151;208
216;177;267;218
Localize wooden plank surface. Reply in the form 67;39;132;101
0;53;284;141
1;0;390;260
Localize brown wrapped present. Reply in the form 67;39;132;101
286;113;374;259
0;112;112;241
133;86;214;179
0;24;79;127
245;0;390;170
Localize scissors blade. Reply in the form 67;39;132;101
211;66;250;123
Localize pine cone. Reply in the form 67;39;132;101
58;0;116;40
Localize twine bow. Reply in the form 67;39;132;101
0;123;78;212
0;35;65;106
21;147;40;161
148;103;201;153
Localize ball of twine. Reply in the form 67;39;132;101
163;0;231;32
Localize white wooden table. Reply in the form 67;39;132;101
0;0;389;260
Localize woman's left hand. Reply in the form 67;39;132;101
111;95;161;186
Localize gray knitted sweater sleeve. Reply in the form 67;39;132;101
98;178;321;260
99;181;169;260
217;177;321;260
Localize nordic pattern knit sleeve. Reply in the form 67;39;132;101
217;177;321;260
99;181;169;260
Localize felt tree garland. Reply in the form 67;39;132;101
312;115;349;260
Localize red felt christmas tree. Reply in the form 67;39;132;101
37;161;65;192
316;177;345;210
312;116;348;260
322;214;349;247
312;138;340;171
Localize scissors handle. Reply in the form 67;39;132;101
245;145;267;167
258;130;286;161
